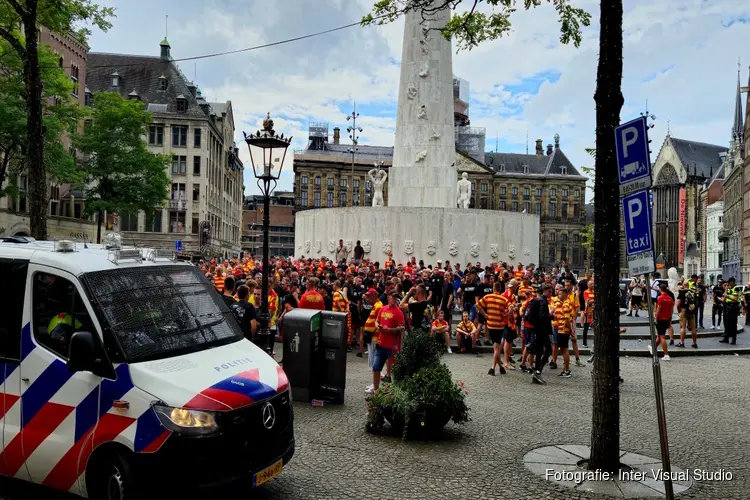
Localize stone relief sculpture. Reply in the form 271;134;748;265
523;246;530;257
508;244;516;259
489;244;499;259
327;240;336;253
418;63;429;77
362;240;372;253
426;241;436;255
368;167;388;207
470;242;480;257
667;267;680;294
407;85;418;99
431;129;440;140
404;240;414;255
417;105;427;120
315;240;322;253
448;241;459;257
415;150;427;162
382;239;392;255
304;240;311;253
457;172;472;209
345;239;353;253
419;39;429;55
421;22;430;38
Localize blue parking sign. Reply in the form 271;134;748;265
615;116;652;196
175;240;183;252
621;190;655;275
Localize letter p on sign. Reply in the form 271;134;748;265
622;126;638;158
627;197;642;229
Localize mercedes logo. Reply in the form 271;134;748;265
261;402;276;430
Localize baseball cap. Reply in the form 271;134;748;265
437;259;443;264
365;288;378;296
509;279;519;287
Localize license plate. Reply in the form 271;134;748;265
253;459;283;487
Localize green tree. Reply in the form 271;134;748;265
365;0;624;472
0;38;84;200
73;92;170;242
0;0;114;239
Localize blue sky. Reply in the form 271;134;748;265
87;0;750;197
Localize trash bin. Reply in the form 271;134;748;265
318;311;348;404
281;309;322;402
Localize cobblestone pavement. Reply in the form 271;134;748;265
2;353;748;499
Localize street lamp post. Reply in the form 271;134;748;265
244;113;292;354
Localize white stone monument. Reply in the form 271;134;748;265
368;166;388;207
294;0;540;265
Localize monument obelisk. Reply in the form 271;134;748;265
387;1;457;208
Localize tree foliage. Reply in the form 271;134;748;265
362;0;591;51
73;92;170;233
0;0;114;239
0;35;84;198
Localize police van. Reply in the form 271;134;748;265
0;235;294;499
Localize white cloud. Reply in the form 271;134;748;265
87;0;750;197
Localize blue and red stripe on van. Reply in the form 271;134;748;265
184;368;279;411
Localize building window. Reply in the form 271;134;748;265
144;210;162;232
159;77;168;91
561;166;567;175
549;232;556;243
193;156;201;175
548;246;555;263
301;175;308;186
301;191;308;206
84;92;92;106
327;191;334;207
119;211;138;231
524;187;530;197
327;178;334;188
480;197;488;209
561;247;568;262
511;187;518;198
572;248;580;265
313;191;321;207
172;126;187;146
481;183;488;193
111;71;119;87
70;64;79;96
573;204;579;218
0;259;26;361
550;188;556;198
562;187;568;199
535;202;541;214
192;214;199;234
149;126;164;145
314;176;321;188
172;155;187;175
176;98;187;112
192;184;200;201
194;128;201;148
573;233;580;243
340;178;347;189
500;200;506;210
550;202;557;217
535;188;542;197
169;212;186;233
524;202;530;213
574;189;580;199
339;191;346;206
522;165;529;174
512;201;518;212
499;186;506;196
562;203;568;218
561;233;568;243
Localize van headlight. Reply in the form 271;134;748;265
153;404;219;436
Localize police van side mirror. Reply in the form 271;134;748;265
67;331;116;379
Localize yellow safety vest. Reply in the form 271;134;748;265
47;313;83;341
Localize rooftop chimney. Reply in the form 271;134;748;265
333;127;340;145
535;139;543;156
546;144;553;156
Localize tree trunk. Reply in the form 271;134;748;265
22;0;48;240
589;0;624;472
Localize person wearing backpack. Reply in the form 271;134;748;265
676;280;698;348
529;284;555;385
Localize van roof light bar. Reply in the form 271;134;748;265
109;248;142;265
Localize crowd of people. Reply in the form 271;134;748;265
198;239;609;390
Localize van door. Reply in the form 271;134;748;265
0;258;28;479
15;266;105;490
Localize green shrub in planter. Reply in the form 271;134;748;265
391;328;442;383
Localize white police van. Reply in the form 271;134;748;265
0;235;294;499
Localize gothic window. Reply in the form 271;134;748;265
655;163;680;186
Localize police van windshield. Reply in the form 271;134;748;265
80;264;243;362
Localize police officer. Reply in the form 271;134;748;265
720;277;741;345
744;282;750;326
47;312;83;351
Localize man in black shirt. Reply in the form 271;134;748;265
221;276;237;308
428;267;444;309
347;276;366;357
400;284;433;331
461;272;479;316
530;284;554;384
577;272;590;326
230;285;257;342
711;279;725;329
694;275;707;329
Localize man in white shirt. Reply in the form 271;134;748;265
627;277;644;317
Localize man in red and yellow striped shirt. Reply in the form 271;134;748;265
553;287;575;378
476;282;510;376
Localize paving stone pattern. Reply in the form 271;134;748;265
2;352;748;499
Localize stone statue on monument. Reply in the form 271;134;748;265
457;172;471;209
368;165;388;207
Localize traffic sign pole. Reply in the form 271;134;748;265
643;275;674;500
615;115;673;499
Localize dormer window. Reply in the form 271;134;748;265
499;163;506;173
84;87;92;106
158;74;168;91
522;164;529;174
111;70;120;87
176;94;187;112
128;89;139;100
561;166;567;175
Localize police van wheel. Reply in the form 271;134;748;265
90;453;137;500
